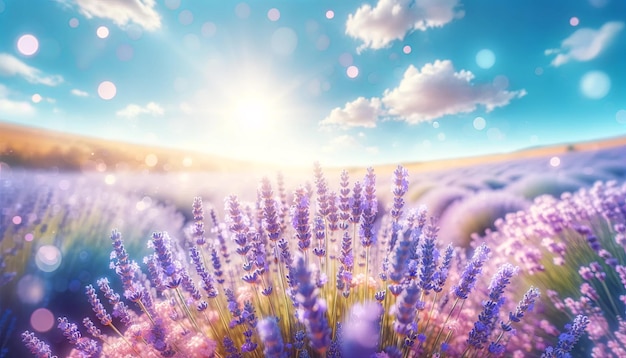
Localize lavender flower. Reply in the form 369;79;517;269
360;167;378;247
192;197;206;246
85;284;112;326
467;263;518;350
541;315;589;357
342;301;383;357
292;187;312;252
391;281;421;335
391;165;409;226
22;331;56;358
257;317;287;358
293;256;331;353
454;243;491;300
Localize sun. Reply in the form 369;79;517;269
232;96;271;129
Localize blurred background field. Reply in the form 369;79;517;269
2;123;626;356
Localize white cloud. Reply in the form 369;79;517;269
116;102;164;118
0;84;36;117
71;89;89;97
382;60;526;123
547;21;624;66
71;0;161;31
320;97;382;129
0;53;63;86
346;0;462;51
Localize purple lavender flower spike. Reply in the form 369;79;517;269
192;197;206;246
190;246;217;297
342;301;383;357
467;263;518;349
57;317;81;345
293;255;331;353
151;231;179;282
57;317;100;357
257;317;287;358
453;243;491;300
109;229;140;294
350;181;363;225
96;277;132;326
22;331;56;358
85;284;112;326
419;220;440;293
541;315;589;358
260;177;282;244
313;162;329;219
338;170;351;230
433;244;454;293
391;281;421;335
504;286;540;330
360;167;378;247
391;165;409;226
389;230;411;284
224;336;242;358
83;317;104;340
292;187;312;252
327;191;339;233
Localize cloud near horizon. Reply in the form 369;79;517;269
0;84;36;117
321;60;526;128
320;97;382;129
546;21;624;66
346;0;463;51
70;89;89;97
116;102;164;118
62;0;161;31
0;54;63;86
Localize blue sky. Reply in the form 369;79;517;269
0;0;625;166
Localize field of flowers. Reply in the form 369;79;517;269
1;144;626;357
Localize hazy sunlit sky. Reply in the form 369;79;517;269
1;0;625;166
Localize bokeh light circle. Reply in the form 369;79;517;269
96;26;109;39
201;22;217;37
97;81;117;100
36;245;62;272
31;94;42;103
271;27;298;56
25;233;34;242
267;8;280;21
432;121;440;129
550;156;561;167
105;174;116;185
473;117;486;130
326;10;335;19
17;275;45;304
580;71;610;99
179;10;193;25
346;65;359;78
616;109;626;124
235;3;251;19
476;49;495;69
339;53;353;67
145;154;158;167
12;215;22;224
17;34;39;56
69;18;79;28
570;17;579;26
403;45;412;54
31;308;55;332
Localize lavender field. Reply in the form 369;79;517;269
0;143;625;358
